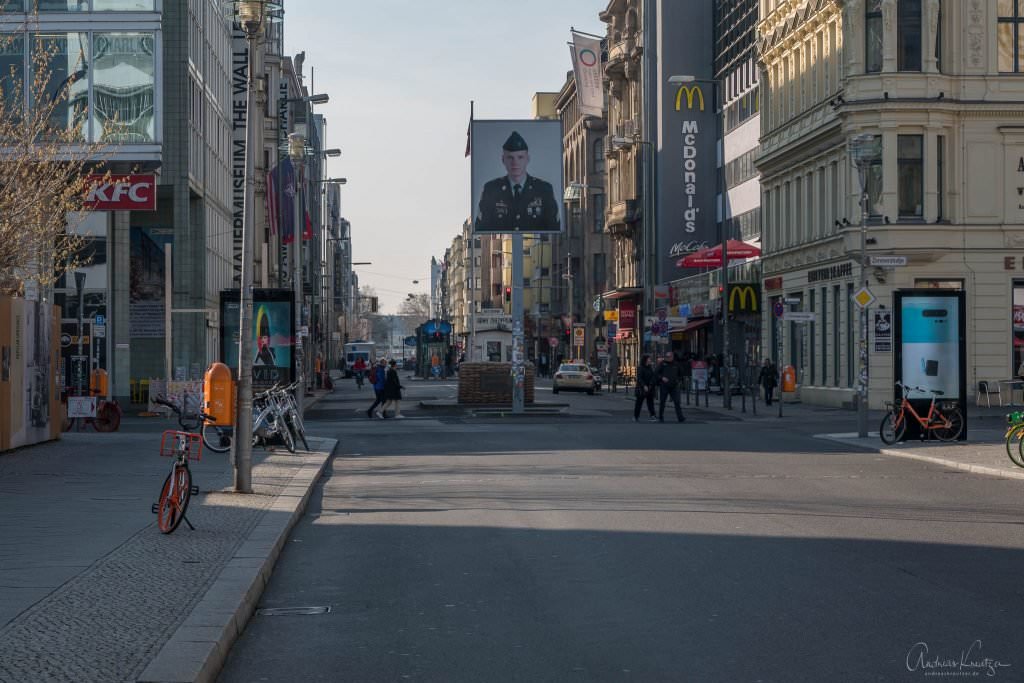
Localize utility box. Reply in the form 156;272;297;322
204;362;235;426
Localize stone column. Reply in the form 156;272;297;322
881;0;897;72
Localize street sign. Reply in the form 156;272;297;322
593;296;603;313
572;324;585;346
773;300;785;318
93;325;106;338
603;310;618;322
783;297;800;305
596;341;607;352
869;255;907;267
548;336;559;349
94;314;105;325
783;311;817;323
852;286;876;309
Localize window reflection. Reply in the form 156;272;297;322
33;32;89;141
37;0;89;10
92;32;155;143
0;34;24;117
94;0;155;9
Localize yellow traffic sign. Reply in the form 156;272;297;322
603;310;619;322
853;286;876;309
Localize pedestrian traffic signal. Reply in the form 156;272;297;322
504;286;512;302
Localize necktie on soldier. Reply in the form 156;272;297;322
513;184;522;199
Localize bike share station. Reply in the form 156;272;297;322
892;289;967;441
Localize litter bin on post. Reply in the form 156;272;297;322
90;368;108;397
203;362;235;426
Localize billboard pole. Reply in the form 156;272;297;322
512;232;525;413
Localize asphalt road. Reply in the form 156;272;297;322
218;380;1024;682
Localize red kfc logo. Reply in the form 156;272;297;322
85;174;157;211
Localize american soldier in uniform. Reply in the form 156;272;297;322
476;131;560;232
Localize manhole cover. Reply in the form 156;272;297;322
256;606;331;616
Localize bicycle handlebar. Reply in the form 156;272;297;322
894;381;944;396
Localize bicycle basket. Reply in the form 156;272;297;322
1007;411;1024;426
160;430;203;461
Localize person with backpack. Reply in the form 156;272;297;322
381;359;405;419
366;358;388;418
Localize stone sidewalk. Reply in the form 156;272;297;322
0;409;335;683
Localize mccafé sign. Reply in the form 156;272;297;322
85;174;157;211
727;284;760;313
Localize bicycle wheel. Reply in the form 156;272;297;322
157;465;192;534
62;416;75;432
280;422;296;453
201;422;232;453
1007;426;1024;468
288;411;309;451
934;409;964;442
93;403;120;432
879;411;905;445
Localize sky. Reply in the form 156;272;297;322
284;0;605;314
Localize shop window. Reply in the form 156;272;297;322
1013;281;1024;376
898;135;923;218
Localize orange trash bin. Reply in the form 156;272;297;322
782;365;797;393
90;368;108;397
203;362;236;426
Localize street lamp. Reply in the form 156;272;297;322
231;0;280;494
322;148;341;158
287;132;309;417
850;132;880;438
669;73;731;407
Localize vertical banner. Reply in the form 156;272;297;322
570;32;604;118
231;22;249;286
893;290;967;440
654;0;716;281
471;119;564;234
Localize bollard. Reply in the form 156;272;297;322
741;386;746;413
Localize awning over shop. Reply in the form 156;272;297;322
601;287;643;300
669;317;713;334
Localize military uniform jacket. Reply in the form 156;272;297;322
476;174;560;232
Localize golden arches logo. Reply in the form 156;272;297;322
674;85;704;111
728;285;759;312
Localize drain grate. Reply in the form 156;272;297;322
256;606;331;616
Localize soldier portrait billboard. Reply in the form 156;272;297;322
471;119;564;234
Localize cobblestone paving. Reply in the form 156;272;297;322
0;452;302;683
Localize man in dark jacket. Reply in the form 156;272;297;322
655;351;686;423
366;358;388;418
475;131;560;232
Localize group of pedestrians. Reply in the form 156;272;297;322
365;358;406;419
633;352;688;423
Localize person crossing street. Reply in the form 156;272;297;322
366;358;388;418
656;351;686;423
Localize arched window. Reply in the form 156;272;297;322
593;138;605;174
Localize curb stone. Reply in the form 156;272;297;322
137;439;335;683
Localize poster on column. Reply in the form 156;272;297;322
220;289;295;389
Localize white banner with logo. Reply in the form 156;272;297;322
570;32;604;117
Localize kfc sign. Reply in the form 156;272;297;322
85;174;157;211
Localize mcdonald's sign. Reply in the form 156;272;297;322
674;85;705;111
728;284;760;312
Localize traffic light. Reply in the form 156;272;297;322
563;327;571;343
504;286;512;303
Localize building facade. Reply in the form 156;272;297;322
757;0;1023;409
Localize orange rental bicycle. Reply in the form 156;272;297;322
879;381;964;444
151;430;202;534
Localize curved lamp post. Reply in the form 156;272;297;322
231;0;280;493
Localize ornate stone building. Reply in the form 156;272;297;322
758;0;1024;408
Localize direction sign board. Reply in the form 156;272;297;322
869;255;907;267
783;297;800;305
852;286;876;309
783;311;817;323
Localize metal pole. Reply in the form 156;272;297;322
74;271;85;397
292;156;305;418
858;171;869;437
567;251;574;358
512;232;525;413
717;80;731;409
163;245;171;383
233;33;259;494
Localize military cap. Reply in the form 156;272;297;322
503;131;528;152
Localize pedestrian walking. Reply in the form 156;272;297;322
381;359;405;419
656;351;685;423
352;356;367;389
759;358;778;406
366;358;388;418
633;354;657;422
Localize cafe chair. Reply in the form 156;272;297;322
977;381;1000;408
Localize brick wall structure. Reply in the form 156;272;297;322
457;363;535;405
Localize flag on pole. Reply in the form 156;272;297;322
570;31;604;118
266;168;278;236
464;119;471;157
274;157;296;245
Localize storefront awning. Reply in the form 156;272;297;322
601;288;643;300
669;317;712;334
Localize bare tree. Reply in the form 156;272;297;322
398;292;431;319
0;24;111;295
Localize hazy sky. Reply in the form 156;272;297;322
284;0;605;314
